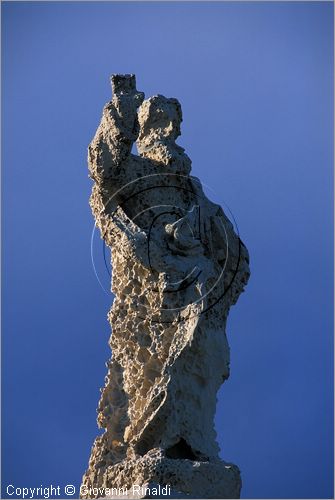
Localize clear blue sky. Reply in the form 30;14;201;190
2;2;333;499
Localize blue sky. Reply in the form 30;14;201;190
2;2;334;498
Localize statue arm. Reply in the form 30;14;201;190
88;75;144;188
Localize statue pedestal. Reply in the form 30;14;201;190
81;449;241;499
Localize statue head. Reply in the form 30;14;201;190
136;95;191;174
137;95;182;143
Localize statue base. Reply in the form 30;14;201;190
81;449;241;499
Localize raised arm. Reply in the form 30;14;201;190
88;74;144;187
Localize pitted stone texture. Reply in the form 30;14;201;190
81;74;250;499
81;449;241;499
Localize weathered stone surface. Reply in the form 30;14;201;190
81;74;250;499
82;450;241;499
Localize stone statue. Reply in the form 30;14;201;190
81;74;250;499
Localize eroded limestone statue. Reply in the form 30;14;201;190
81;74;250;499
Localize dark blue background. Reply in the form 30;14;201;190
2;2;333;498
